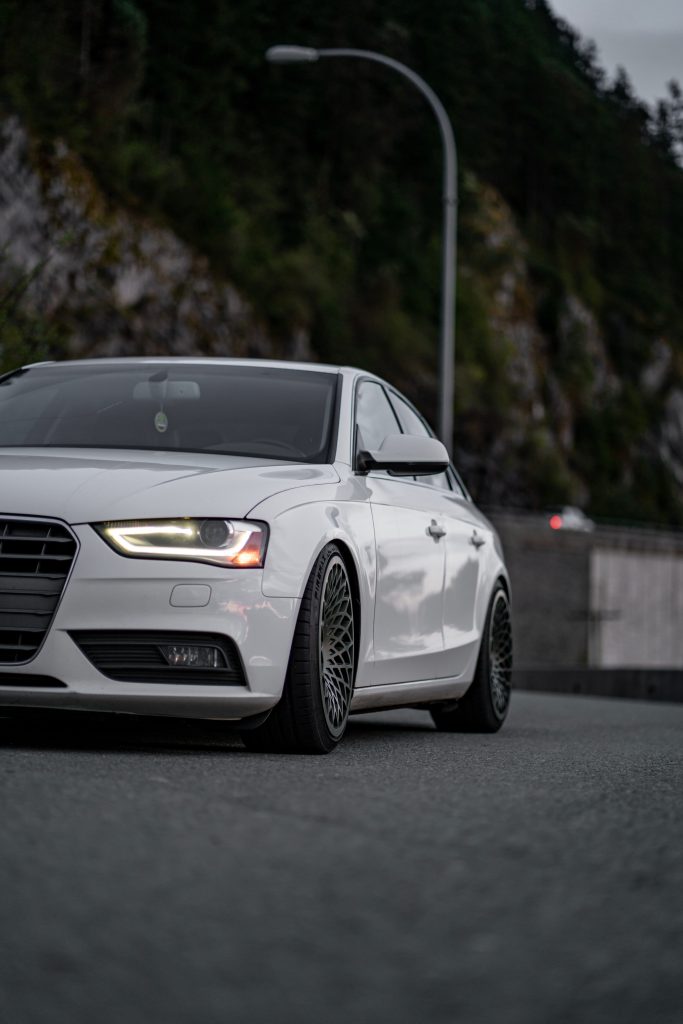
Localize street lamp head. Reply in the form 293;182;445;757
265;45;320;64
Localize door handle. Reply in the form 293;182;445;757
469;530;485;549
427;520;446;540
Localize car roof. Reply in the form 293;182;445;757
22;356;375;379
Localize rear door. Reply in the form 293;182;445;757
355;380;447;685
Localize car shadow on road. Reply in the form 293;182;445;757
0;708;437;756
347;712;436;735
0;711;248;755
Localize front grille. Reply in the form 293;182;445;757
69;631;247;685
0;518;78;664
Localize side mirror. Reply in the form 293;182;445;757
357;433;449;476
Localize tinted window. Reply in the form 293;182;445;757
0;363;338;463
355;381;400;452
388;391;452;491
389;392;431;437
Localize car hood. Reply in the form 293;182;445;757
0;449;339;523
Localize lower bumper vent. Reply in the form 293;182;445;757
0;674;67;688
69;631;246;686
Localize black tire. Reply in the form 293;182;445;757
241;544;356;754
431;584;512;734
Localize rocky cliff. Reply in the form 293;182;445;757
0;116;310;364
454;174;683;517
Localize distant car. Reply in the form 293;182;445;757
547;506;595;532
0;358;512;753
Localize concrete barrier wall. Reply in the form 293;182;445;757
489;512;683;671
590;549;683;666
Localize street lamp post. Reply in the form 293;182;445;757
265;45;458;454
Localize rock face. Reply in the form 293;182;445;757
0;117;303;361
661;390;683;488
455;175;683;515
456;177;613;507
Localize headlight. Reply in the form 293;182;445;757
93;519;267;567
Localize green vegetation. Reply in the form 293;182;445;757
0;258;67;372
1;0;682;522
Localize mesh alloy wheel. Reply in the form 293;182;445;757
318;556;355;738
488;590;512;720
430;583;512;734
241;544;357;754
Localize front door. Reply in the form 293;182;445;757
354;379;446;685
382;386;484;677
368;476;447;684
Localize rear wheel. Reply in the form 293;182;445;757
431;585;512;733
241;545;356;754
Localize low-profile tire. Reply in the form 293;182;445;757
241;544;356;754
431;584;512;734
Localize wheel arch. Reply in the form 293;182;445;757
259;498;376;681
327;539;362;681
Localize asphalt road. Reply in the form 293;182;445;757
0;692;681;1024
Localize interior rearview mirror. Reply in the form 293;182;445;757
133;381;201;401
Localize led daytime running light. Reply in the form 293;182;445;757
95;519;266;567
105;523;249;560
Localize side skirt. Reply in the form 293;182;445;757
349;676;470;713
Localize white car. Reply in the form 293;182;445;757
0;358;512;753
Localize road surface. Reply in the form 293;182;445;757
0;692;681;1024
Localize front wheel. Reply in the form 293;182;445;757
241;545;356;754
431;585;512;733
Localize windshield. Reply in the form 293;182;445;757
0;363;339;463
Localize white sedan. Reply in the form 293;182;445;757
0;358;512;753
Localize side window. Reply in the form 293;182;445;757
388;392;452;491
355;381;401;453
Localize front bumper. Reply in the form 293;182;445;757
0;525;299;720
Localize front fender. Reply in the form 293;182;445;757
249;482;376;684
